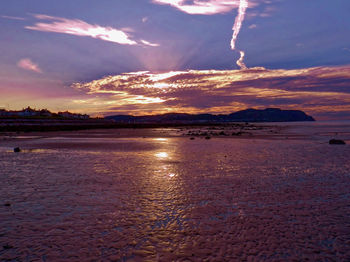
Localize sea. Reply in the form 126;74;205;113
0;121;349;261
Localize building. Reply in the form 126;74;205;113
58;111;89;119
0;109;7;116
17;107;39;117
39;109;52;117
0;107;89;119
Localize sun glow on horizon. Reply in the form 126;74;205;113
148;71;187;82
70;66;350;120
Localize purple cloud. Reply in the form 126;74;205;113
71;66;350;119
26;14;159;47
17;58;42;73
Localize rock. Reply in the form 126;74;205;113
3;244;13;250
205;136;211;140
4;202;11;207
190;137;195;140
14;147;21;153
329;139;346;145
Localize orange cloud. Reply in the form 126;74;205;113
26;14;158;47
71;66;350;119
17;58;42;73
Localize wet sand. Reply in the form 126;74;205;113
0;122;350;261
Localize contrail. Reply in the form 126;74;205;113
231;0;248;69
236;50;247;70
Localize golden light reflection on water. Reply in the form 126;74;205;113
153;139;178;178
154;164;176;179
155;152;169;159
153;138;168;142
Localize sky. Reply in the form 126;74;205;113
0;0;350;119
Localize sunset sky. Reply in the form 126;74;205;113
1;0;350;119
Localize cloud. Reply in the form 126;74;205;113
72;66;350;119
17;58;42;73
1;15;26;21
25;14;158;47
152;0;271;69
152;0;253;15
248;24;257;29
151;0;271;15
141;39;160;47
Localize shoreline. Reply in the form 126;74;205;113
0;118;319;133
0;121;349;152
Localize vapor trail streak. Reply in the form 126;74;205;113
231;0;248;69
236;50;247;69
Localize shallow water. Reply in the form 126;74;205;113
0;136;350;261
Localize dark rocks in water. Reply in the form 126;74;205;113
329;139;346;145
4;202;11;207
190;137;195;140
13;147;21;153
3;244;13;250
205;136;211;140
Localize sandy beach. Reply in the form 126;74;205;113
0;122;349;261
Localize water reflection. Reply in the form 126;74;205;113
153;138;168;142
154;164;177;179
153;142;177;177
2;133;348;261
155;152;169;159
4;148;56;154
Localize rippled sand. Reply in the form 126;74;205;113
1;125;350;261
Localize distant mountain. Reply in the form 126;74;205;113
106;108;315;123
228;108;315;122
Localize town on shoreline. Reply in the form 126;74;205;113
0;107;89;120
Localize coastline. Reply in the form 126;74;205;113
1;121;349;152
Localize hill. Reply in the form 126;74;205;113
106;108;315;123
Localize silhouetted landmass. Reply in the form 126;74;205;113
106;108;315;123
0;107;89;119
0;108;315;133
0;107;105;132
